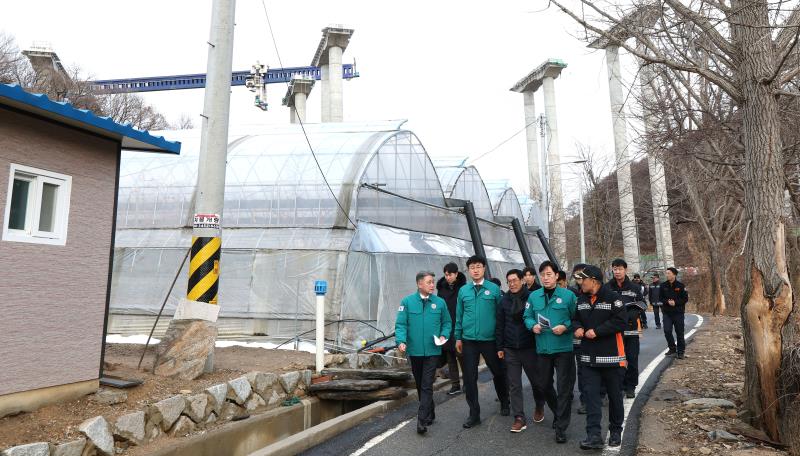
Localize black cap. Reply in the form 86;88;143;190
575;265;603;282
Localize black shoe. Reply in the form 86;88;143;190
426;412;435;425
656;325;662;329
448;386;462;396
556;429;567;443
608;432;621;447
500;405;510;416
417;421;427;434
463;417;481;428
580;435;605;450
577;404;587;415
665;349;677;357
626;390;635;399
677;353;685;359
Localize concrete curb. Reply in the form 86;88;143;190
249;366;482;456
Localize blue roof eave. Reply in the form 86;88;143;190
0;83;180;155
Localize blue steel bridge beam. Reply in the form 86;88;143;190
91;63;358;94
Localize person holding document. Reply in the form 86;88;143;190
396;271;452;434
496;269;556;433
524;260;578;444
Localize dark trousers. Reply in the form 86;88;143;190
652;305;662;327
534;352;576;432
443;348;463;387
583;366;624;437
410;355;439;424
621;337;640;392
574;350;586;405
504;347;555;420
663;311;686;354
462;340;509;419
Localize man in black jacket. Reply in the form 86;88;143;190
605;259;646;399
660;267;689;358
648;273;663;329
523;266;542;292
573;265;627;450
496;269;556;433
437;262;467;395
632;273;648;329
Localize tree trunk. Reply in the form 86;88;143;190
708;246;726;316
731;0;794;444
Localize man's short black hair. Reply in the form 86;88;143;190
466;255;487;267
667;267;679;276
611;258;628;268
443;262;459;274
633;273;641;279
538;260;557;274
522;266;536;276
557;270;567;281
489;277;502;287
572;263;587;273
653;273;660;278
506;269;524;280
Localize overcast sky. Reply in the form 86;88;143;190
3;0;645;203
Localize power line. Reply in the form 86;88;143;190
260;0;357;228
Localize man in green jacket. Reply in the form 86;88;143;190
524;260;577;444
455;255;510;428
396;271;452;435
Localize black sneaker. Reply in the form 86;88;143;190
677;353;685;359
577;404;587;415
580;435;605;450
655;325;662;329
463;417;481;428
417;421;427;434
448;386;462;396
665;349;677;357
608;432;621;447
555;429;567;443
625;390;635;399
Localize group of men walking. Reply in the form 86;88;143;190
395;255;689;450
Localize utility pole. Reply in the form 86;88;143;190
154;0;236;380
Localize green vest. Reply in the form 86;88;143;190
395;293;452;357
455;280;502;341
523;287;577;355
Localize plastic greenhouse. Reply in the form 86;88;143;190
110;120;549;346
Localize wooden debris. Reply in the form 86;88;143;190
321;368;412;381
308;379;389;392
315;387;408;401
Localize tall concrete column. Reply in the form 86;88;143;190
312;26;353;123
639;54;675;270
606;45;642;273
283;76;314;124
541;76;567;267
523;91;542;202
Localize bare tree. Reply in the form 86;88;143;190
549;0;799;446
172;113;195;130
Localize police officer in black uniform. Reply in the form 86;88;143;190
573;265;627;450
604;259;646;399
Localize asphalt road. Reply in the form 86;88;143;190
302;313;703;456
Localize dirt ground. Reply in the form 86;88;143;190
637;316;788;455
0;343;314;450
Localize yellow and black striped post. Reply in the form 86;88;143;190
188;236;221;304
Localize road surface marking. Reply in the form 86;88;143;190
350;418;413;456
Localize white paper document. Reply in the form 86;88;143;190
434;335;448;346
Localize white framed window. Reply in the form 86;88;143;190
3;164;72;246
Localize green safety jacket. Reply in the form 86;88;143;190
395;293;452;357
524;286;577;355
455;280;503;342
